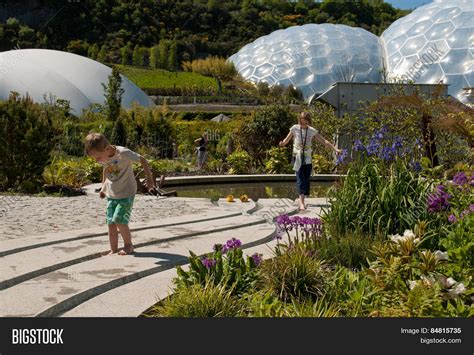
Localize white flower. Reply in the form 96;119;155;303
390;230;418;244
437;276;456;288
389;234;402;243
446;283;466;299
434;251;448;261
453;283;466;295
408;280;417;290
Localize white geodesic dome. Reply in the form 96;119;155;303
0;49;153;114
381;0;473;103
229;23;384;102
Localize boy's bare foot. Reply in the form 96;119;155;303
102;249;118;256
299;202;306;211
118;244;134;255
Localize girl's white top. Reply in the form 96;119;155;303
290;124;318;171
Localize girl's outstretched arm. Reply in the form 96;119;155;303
314;133;341;153
279;131;293;147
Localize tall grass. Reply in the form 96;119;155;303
324;159;433;237
150;281;245;317
258;245;329;302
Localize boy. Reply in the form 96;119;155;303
85;133;156;255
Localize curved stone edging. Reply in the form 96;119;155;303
0;209;263;291
36;227;279;317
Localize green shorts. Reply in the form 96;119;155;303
106;197;134;225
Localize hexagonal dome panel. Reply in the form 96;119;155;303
229;23;384;102
382;0;473;103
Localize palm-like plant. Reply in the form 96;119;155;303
370;84;473;167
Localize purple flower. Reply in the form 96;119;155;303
392;136;403;150
452;172;468;186
336;149;348;165
379;146;395;162
448;214;457;224
427;185;451;213
410;161;422;172
470;204;474;212
276;214;291;226
415;138;422;149
366;139;380;156
201;257;216;269
221;238;242;253
250;253;263;266
353;139;365;152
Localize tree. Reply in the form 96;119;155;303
110;116;127;146
132;44;141;66
237;105;295;167
149;45;160;70
96;44;107;63
102;66;124;121
0;93;59;191
138;46;149;67
168;40;178;71
88;43;99;60
120;44;132;65
66;39;89;56
158;39;168;69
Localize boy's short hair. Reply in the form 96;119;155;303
85;133;110;154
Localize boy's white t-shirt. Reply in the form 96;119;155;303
101;146;142;199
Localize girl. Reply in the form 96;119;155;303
279;112;341;211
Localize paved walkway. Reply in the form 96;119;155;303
0;194;328;317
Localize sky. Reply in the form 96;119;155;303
385;0;433;9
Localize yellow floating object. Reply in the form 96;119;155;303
240;194;249;202
226;194;234;202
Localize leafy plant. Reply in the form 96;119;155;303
265;147;292;174
324;158;433;237
227;150;252;174
0;93;60;192
258;244;329;302
150;281;245;317
175;238;262;295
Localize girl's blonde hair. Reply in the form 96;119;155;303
85;133;110;154
298;111;312;125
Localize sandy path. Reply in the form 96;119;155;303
0;195;198;240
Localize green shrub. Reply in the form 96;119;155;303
0;94;60;192
324;266;377;317
227;150;252;174
151;281;245;317
236;105;295;168
43;156;102;187
312;153;334;174
265;147;293;174
182;56;236;80
245;291;339;317
144;159;190;175
364;227;472;317
258;244;329;302
315;230;381;269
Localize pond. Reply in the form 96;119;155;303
172;181;334;200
